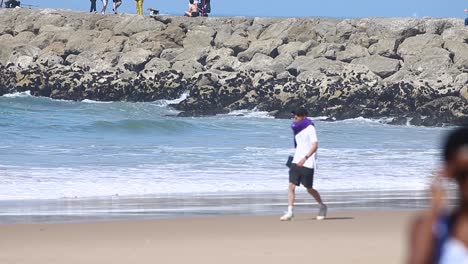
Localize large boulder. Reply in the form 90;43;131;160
239;53;275;74
398;34;444;58
113;15;166;36
172;60;204;78
237;39;283;62
352;55;400;78
222;34;250;55
278;41;317;58
205;48;235;67
336;44;369;62
308;43;345;60
258;19;296;42
443;41;468;70
183;26;216;49
368;38;399;58
210;56;242;72
160;48;184;62
140;57;171;79
117;48;154;72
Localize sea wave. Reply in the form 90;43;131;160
218;109;274;119
2;91;32;98
80;119;195;132
81;99;113;104
153;91;189;107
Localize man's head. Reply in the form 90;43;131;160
291;107;308;122
189;0;194;4
443;126;468;200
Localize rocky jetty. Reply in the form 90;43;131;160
0;8;467;126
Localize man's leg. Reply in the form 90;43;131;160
465;17;468;26
102;0;108;14
307;187;327;220
306;187;323;205
280;183;296;221
288;182;296;208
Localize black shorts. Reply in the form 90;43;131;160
289;164;314;188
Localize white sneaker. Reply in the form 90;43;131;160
317;204;327;220
280;211;294;221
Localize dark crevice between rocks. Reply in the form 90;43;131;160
441;43;456;64
197;54;208;67
210;32;217;47
287;68;298;77
448;51;455;64
231;46;245;57
270;48;279;59
434;22;454;35
152;16;172;25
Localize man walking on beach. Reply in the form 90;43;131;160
280;107;327;221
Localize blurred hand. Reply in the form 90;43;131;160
430;171;446;215
465;9;468;12
297;158;306;167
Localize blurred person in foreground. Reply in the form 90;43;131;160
408;126;468;264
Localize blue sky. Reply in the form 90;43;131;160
18;0;468;18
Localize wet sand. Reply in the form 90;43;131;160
0;210;415;264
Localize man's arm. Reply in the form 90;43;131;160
465;8;468;12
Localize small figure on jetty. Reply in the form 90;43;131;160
90;0;97;13
112;0;122;14
135;0;143;15
184;0;199;17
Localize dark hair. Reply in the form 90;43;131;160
443;126;468;162
189;0;194;4
291;107;308;117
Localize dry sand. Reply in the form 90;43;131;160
0;210;416;264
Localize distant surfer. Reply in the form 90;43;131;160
280;107;328;221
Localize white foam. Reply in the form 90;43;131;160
81;99;113;104
154;91;189;107
2;91;32;98
219;109;274;119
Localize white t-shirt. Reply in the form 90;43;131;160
292;125;318;169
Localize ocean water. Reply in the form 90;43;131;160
0;91;449;204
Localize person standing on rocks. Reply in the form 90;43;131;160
112;0;122;14
280;107;328;221
90;0;97;12
465;8;468;26
101;0;108;14
135;0;143;15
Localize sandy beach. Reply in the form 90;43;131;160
0;210;415;264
